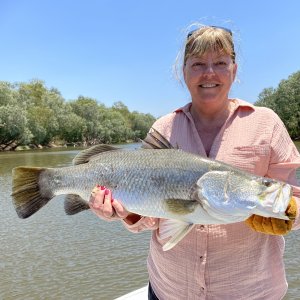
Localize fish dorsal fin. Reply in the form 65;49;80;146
64;194;90;215
72;144;120;165
141;127;174;149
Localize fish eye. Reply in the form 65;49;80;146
262;179;272;187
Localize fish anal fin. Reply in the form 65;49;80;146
72;144;120;165
165;199;198;215
142;127;174;149
64;194;90;215
159;219;195;251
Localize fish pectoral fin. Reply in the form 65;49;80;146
72;144;121;165
64;194;90;215
159;219;195;251
141;127;174;149
164;199;198;215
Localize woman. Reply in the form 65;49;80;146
90;25;300;299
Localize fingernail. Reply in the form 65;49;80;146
96;184;106;190
104;189;110;195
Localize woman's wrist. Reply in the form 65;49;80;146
123;213;142;225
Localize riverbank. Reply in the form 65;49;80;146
0;140;137;151
0;142;68;151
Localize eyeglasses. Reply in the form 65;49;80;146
187;26;232;39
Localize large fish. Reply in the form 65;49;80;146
11;129;293;250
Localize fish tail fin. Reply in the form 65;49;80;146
11;167;54;219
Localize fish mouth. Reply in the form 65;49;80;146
259;183;292;219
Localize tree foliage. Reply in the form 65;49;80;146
0;105;31;150
0;80;156;150
255;71;300;139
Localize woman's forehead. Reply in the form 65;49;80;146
190;51;231;60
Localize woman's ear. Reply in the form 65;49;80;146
232;63;238;82
183;64;187;84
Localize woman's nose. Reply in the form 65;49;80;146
202;63;215;74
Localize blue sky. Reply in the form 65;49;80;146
1;0;299;117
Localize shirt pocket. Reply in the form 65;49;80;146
228;145;271;175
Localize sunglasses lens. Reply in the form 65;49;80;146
187;29;196;38
187;26;232;38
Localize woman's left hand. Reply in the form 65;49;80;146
245;197;297;235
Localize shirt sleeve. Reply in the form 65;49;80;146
267;114;300;229
121;217;159;233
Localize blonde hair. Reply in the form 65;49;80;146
184;26;236;64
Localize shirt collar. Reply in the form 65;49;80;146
174;99;255;114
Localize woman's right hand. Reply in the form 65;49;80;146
89;185;130;221
89;185;158;229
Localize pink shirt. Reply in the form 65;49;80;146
123;99;300;300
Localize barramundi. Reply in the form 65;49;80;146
11;129;293;250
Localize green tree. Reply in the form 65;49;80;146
0;105;32;150
255;71;300;139
129;111;156;140
27;106;59;145
255;87;276;111
16;80;66;145
17;79;48;107
0;79;157;149
98;110;133;144
0;82;18;106
59;112;86;143
112;101;130;120
275;72;300;138
70;96;105;144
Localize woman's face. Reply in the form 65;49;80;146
183;50;237;107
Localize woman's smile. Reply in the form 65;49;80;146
199;83;220;88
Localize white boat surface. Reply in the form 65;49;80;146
115;285;148;299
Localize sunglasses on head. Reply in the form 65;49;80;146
187;26;232;38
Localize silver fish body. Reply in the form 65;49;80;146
14;148;291;224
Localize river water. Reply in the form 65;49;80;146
0;142;299;299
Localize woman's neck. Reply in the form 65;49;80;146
190;100;234;156
190;99;233;130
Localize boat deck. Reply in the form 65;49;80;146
115;286;148;299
